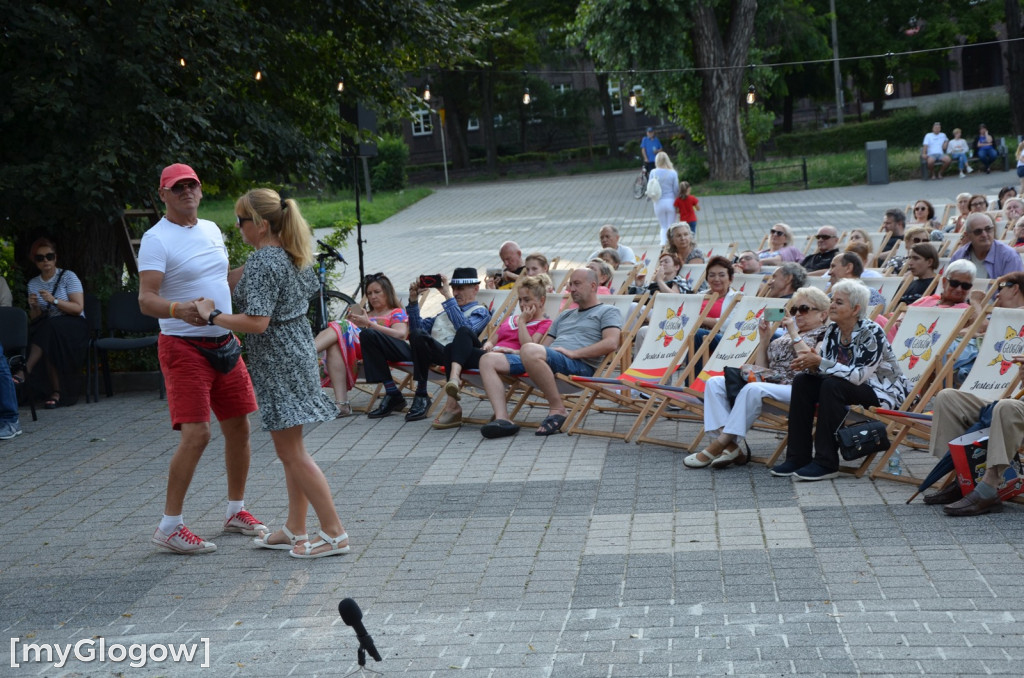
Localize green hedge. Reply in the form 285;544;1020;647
773;100;1013;157
369;134;409;191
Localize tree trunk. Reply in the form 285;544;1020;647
782;91;793;134
595;72;619;157
690;1;757;182
1007;0;1024;137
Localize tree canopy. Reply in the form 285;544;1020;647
0;0;488;282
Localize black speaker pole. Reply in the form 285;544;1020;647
352;154;367;299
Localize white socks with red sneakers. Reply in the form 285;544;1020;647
159;514;183;534
226;500;245;520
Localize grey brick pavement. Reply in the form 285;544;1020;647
3;169;1023;676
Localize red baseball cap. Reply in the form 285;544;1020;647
159;163;201;189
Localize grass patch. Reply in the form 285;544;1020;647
197;187;433;231
696;148;924;195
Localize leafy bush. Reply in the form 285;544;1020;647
369;134;409;191
773;99;1012;157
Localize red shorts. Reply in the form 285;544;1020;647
158;334;258;430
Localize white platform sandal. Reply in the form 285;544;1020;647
253;525;308;551
289;530;350;559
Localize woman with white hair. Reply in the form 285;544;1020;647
757;223;803;265
686;287;831;469
650;151;680;245
770;280;909;481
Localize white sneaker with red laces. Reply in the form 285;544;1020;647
151;524;217;554
224;509;268;536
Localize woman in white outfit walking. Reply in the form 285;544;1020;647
650;152;679;245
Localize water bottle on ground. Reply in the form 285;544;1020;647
887;450;902;476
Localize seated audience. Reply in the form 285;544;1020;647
997;186;1017;210
968;194;989;213
432;275;552;430
686;287;830;469
827;252;885;308
586;259;615;295
314;273;408;416
734;250;762;274
758;223;803;265
771;280;910;481
362;268;490;421
909;200;942;238
845;242;881;279
1003;198;1024;228
975;123;997;174
946;127;972;177
766;262;807;298
477;268;622;438
951;212;1023;278
898;243;940;306
588;225;636;264
879;208;907;262
921;121;951;180
945;192;972;232
0;340;21;441
663;223;705;264
801;226;840;275
19;237;89;408
629;252;690;295
487;241;525;289
524;252;550;277
1011;216;1024;254
882;225;930;275
912;259;976;309
922;382;1024;515
595;248;621;270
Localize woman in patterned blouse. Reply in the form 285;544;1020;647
771;280;910;481
686;287;830;469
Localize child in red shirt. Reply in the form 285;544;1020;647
674;181;699;234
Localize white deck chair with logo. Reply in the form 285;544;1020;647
732;273;768;297
562;293;710;440
630;295;790;452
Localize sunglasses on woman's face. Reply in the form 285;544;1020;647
999;281;1020;292
770;230;784;236
909;237;927;243
34;252;56;262
914;206;928;212
364;272;387;284
789;305;815;315
947;279;973;290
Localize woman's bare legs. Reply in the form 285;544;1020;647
441;362;463;415
314;329;349;406
269;426;347;556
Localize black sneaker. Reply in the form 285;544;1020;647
769;459;803;477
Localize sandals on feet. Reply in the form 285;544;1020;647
254;525;309;550
289;530;350;559
444;379;461;401
335;401;352;418
432;410;463;430
44;392;61;409
535;414;566;436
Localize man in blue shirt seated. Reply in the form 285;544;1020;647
951;213;1024;279
363;267;491;421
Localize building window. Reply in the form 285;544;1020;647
467;116;479;131
609;81;622;116
411;109;433;136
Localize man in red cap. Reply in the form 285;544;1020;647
138;163;266;554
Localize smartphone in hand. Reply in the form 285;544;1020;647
418;274;443;290
764;307;786;322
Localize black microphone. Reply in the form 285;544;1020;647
316;239;347;264
338;598;382;662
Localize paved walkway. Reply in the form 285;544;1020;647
3;170;1023;677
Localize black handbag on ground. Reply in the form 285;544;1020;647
185;334;242;374
835;415;890;461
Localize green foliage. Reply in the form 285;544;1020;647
369;135;410;191
773;99;1013;156
668;136;709;183
742;106;777;158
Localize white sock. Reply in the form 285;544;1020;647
226;500;245;519
159;515;183;534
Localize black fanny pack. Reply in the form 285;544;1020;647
184;334;242;374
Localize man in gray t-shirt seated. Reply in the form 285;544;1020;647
478;268;622;439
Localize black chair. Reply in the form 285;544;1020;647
92;292;163;399
0;307;38;421
83;293;103;403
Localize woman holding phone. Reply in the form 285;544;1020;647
313;273;408;416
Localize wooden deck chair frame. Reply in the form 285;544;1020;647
629;295;790;452
864;304;1024;484
702;242;737;260
678;264;706;292
561;294;713;440
732;273;768;297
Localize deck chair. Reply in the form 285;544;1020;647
500;294;649;428
702;242;737;260
678;264;706;291
866;276;914;314
630;295;789;452
549;269;571;292
562;293;711;440
732;273;768;296
610;268;636;294
866;306;1024;484
802;276;831;292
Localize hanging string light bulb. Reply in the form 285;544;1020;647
337;77;344;93
746;84;756;105
884;75;895;97
254;69;263;82
423;83;431;102
179;57;186;68
521;70;531;105
628;69;638;108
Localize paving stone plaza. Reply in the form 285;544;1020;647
3;168;1023;676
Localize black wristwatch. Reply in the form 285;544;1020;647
208;309;223;326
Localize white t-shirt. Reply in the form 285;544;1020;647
138;216;232;337
922;132;948;156
947;138;969;155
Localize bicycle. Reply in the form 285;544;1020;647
632;164;649;199
308;239;357;334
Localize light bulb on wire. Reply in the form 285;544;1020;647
746;85;756;105
337;77;344;93
628;91;637;108
522;87;531;105
423;83;431;102
179;57;186;68
254;69;263;82
884;75;895;97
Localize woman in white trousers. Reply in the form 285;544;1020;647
650;152;679;245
